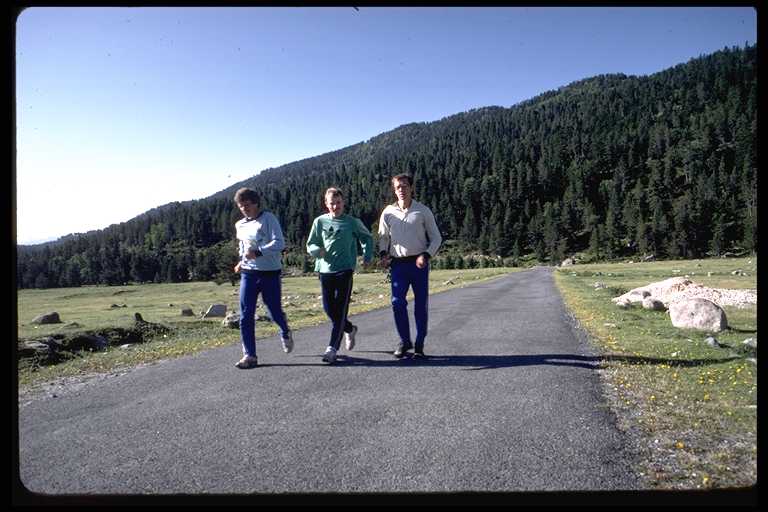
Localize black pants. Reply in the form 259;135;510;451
319;270;355;350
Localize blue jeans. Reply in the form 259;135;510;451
239;270;290;357
390;258;429;348
319;270;355;350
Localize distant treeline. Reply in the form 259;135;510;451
17;45;756;289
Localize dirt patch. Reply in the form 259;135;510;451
18;322;174;369
111;289;137;295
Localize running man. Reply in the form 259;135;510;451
377;174;442;359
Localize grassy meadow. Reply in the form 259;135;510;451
554;256;757;490
17;267;519;388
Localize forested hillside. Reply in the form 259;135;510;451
17;44;756;289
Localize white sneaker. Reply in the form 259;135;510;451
234;355;258;369
281;331;294;353
322;346;337;363
344;325;358;351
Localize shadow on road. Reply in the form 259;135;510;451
261;351;741;370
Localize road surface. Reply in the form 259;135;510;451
18;267;640;494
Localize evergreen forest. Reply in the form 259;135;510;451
16;45;757;289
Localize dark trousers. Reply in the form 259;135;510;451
239;270;290;357
319;270;355;350
390;258;429;348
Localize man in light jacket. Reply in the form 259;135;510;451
377;174;442;359
232;187;294;369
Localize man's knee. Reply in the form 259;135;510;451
391;296;408;311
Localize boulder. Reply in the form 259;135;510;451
561;258;575;267
615;298;632;309
642;296;666;311
705;336;723;348
222;312;240;329
612;277;692;306
180;308;194;317
668;298;728;332
31;312;61;325
17;340;63;365
202;304;227;318
18;340;53;359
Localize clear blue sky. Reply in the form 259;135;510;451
15;6;757;244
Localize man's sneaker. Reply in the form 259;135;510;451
322;346;337;363
281;331;294;354
393;341;413;358
344;325;358;351
234;355;258;369
413;348;427;359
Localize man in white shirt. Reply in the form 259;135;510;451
378;174;442;359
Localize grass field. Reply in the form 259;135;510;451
554;256;757;490
17;267;519;388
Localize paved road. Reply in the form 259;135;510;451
18;267;640;494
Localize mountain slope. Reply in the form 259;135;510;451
17;45;756;288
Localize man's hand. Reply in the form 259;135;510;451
379;254;391;269
416;254;428;269
234;261;241;273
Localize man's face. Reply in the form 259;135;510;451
237;199;259;219
325;194;345;217
392;178;412;203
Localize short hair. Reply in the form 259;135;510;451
234;187;260;204
324;187;344;199
391;174;413;186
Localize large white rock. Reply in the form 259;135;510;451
612;277;691;306
668;298;728;332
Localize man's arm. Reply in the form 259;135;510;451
377;208;391;257
423;207;442;257
258;213;285;255
377;208;392;268
355;218;374;264
306;217;325;258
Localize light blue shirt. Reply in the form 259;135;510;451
235;211;285;271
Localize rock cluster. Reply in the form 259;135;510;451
610;276;757;333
